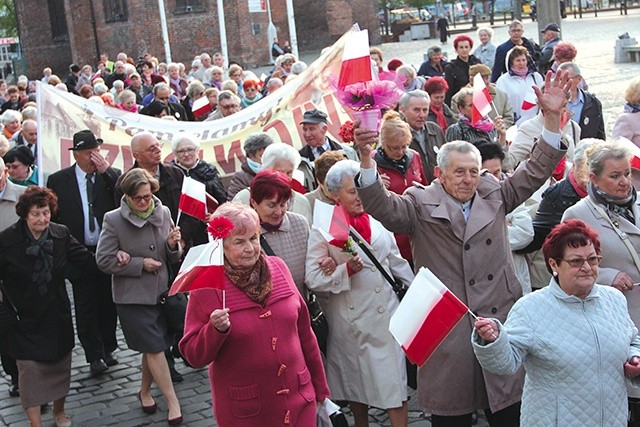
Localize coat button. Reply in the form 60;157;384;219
464;243;471;250
374;286;381;293
491;307;497;314
377;307;385;314
486;239;492;245
488;274;493;281
371;266;377;272
469;279;475;286
349;305;354;310
374;245;380;251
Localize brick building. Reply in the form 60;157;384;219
14;0;380;79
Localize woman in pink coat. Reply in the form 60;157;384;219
612;76;640;147
179;202;330;426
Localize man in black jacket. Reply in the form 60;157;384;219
558;62;605;140
491;20;539;83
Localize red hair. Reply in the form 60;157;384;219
424;76;449;94
242;80;260;91
250;170;292;204
542;220;601;274
454;34;474;50
387;59;403;71
553;42;577;63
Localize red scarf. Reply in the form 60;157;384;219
568;169;588;198
430;105;448;132
329;209;372;250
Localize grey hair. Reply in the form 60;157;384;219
396;64;416;80
172;135;201;152
558;61;581;76
400;89;430;108
325;160;360;194
186;80;205;99
262;142;301;170
124;63;136;75
168;62;180;71
217;90;240;105
244;133;274;156
93;83;108;95
21;107;37;121
427;46;442;58
573;138;601;169
476;26;494;38
153;83;170;95
118;89;136;103
508;20;523;30
1;109;22;124
587;141;632;177
436;141;482;171
455;88;474;109
113;80;125;90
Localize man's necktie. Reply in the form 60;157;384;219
86;173;96;232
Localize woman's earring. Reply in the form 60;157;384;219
552;271;558;277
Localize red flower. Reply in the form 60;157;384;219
339;121;355;143
207;217;235;239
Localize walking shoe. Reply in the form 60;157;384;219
8;383;19;397
103;352;118;367
169;366;183;383
90;360;108;376
54;412;72;427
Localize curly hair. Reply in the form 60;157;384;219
16;186;58;219
542;220;601;274
424;76;449;95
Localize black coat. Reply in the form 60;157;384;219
171;159;227;205
0;221;94;360
577;90;606;140
444;55;481;106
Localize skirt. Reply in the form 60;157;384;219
17;352;72;408
117;303;172;353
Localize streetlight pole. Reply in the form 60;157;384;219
157;0;172;62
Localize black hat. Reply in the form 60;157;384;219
300;109;328;125
541;23;560;33
70;130;103;151
70;64;81;73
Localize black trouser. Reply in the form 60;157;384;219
431;402;521;427
69;265;118;363
0;335;17;385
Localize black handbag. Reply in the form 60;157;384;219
159;291;188;335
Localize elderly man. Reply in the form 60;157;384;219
192;53;213;83
47;130;121;376
298;109;358;190
354;71;572;427
0;157;26;396
558;62;605;140
105;61;127;89
206;90;241;121
538;23;561;75
145;83;188;121
10;119;37;161
212;52;225;69
399;90;447;183
491;20;539;83
265;77;283;95
127;73;145;104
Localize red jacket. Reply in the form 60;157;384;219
179;256;330;426
373;148;428;261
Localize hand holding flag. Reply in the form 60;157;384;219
472;73;493;125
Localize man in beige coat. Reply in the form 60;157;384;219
353;71;572;426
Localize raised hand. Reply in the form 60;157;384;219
533;69;573;133
353;119;378;169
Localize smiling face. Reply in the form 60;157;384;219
548;242;599;299
590;157;632;199
174;141;199;169
512;54;529;71
436;151;480;203
224;227;261;270
479;30;491;45
302;122;327;147
126;183;153;213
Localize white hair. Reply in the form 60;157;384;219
262;142;301;170
325;160;360;194
0;109;22;124
171;135;201;152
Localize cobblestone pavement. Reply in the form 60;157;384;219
1;11;637;426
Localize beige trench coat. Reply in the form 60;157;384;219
357;140;565;415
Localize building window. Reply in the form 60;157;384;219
175;0;205;14
48;0;69;42
104;0;128;22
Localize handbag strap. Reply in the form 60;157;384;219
587;198;640;272
348;228;404;294
260;234;275;256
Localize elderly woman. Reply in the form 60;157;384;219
208;66;224;90
181;80;206;121
227;133;274;200
612;76;640;146
167;63;188;101
397;65;425;92
424;76;457;133
75;65;93;93
305;159;414;427
0;187;94;427
179;202;330;426
203;87;219;117
474;26;496;69
496;46;543;126
240;80;262;109
228;64;245;97
473;220;640;426
118;89;138;113
446;88;506;145
3;146;37;186
417;46;448;78
444;35;481;106
2;109;22;140
96;169;183;425
233;142;312;223
374;110;427;265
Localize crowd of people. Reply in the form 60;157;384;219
0;17;640;427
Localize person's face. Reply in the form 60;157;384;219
248;147;266;164
400;96;430;131
302;123;327;147
127;183;153;213
459;95;473;120
115;63;125;74
509;25;524;42
333;176;363;217
5;119;19;133
223;227;261;270
219;98;240;117
122;97;136;110
207;92;219;108
26;204;51;237
282;60;293;73
130;76;141;88
133;136;163;168
371;53;382;68
22;125;37;145
142;64;151;74
155;88;171;104
479;31;491;45
211;69;223;82
543;31;555;42
548;242;599;299
252;195;288;227
73;146;100;173
169;67;180;79
229;69;243;83
158;65;167;74
244;85;258;100
8;92;18;103
456;41;472;61
98;63;106;72
430;53;441;64
82;67;92;76
512;55;528;71
270;160;294;178
590;157;632;200
174;142;199;169
0;82;6;91
382;134;410;161
100;54;108;62
201;56;212;68
6;159;30;181
213;54;224;67
482;158;503;181
430;91;446;108
566;72;582;95
435;151;480;203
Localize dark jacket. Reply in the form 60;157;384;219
578;90;606;140
427;104;457;133
491;38;539;83
105;72;127;89
227;161;257;201
0;221;94;360
417;59;449;78
171;159;227;204
408;122;447;183
444;55;481;106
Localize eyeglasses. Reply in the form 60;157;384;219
130;194;153;203
176;147;197;155
560;255;602;268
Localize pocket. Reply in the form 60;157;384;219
228;384;261;418
297;367;315;403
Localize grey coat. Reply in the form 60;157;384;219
357;139;565;415
96;196;182;305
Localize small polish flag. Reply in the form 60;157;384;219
390;267;469;366
192;96;213;119
178;177;207;221
312;200;350;243
472;73;492;125
521;89;537;111
338;30;373;89
169;240;224;294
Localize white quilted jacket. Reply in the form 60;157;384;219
472;281;640;427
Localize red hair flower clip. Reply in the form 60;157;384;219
207;217;235;239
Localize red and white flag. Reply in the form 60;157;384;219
337;30;372;89
178;177;207;221
312;200;350;243
389;267;469;366
472;73;492;125
192;96;213;119
616;137;640;170
169;240;224;295
521;89;537;111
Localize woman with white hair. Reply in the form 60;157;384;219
75;65;94;93
397;65;425;92
118;90;138;113
473;26;496;69
1;109;22;140
233;142;312;223
306;159;414;427
181;80;206;121
167;63;188;101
